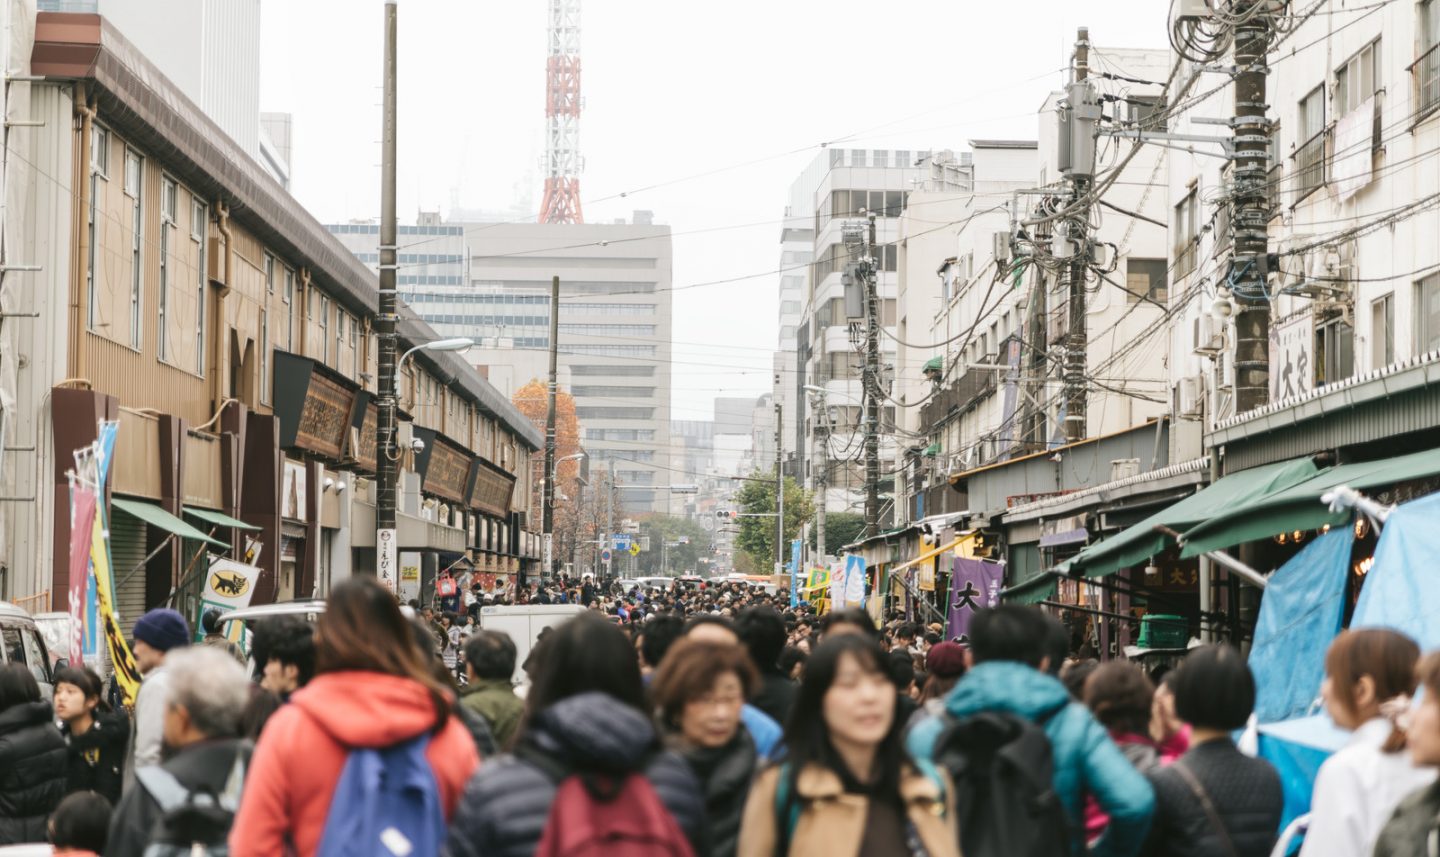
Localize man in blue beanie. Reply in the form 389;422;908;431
130;608;191;775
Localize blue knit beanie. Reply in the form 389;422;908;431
133;608;192;652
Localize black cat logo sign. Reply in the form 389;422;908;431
210;570;250;598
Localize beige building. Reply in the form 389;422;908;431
0;12;542;618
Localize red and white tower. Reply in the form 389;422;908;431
539;0;583;224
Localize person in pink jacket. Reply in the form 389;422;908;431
1082;662;1189;843
229;577;479;856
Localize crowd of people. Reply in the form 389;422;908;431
2;572;1439;857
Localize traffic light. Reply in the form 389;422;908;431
716;510;733;519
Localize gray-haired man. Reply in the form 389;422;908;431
106;646;251;857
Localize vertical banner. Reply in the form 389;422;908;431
829;559;845;608
67;480;99;664
399;551;422;604
843;555;867;607
377;528;397;591
947;557;1005;642
790;539;802;608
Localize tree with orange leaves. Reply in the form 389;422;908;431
511;379;585;572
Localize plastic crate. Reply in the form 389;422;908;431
1137;614;1188;650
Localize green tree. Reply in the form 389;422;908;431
811;511;866;556
734;473;814;572
633;515;710;576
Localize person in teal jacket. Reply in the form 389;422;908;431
907;606;1155;857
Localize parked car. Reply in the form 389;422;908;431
0;601;56;700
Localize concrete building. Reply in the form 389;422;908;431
0;12;543;615
452;219;674;515
787;148;972;521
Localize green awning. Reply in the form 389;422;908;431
183;506;261;531
1001;570;1059;605
1066;457;1322;580
111;497;230;548
922;356;943;375
923;442;941;457
1180;448;1440;558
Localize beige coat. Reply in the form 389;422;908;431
737;762;961;857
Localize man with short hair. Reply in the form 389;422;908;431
735;606;797;726
130;608;192;774
459;630;524;749
907;605;1154;857
253;615;316;699
107;647;252;857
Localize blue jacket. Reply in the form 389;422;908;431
741;704;782;761
906;661;1155;857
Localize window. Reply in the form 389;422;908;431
350;316;359;377
1418;0;1440;116
1371;293;1394;368
283;268;295;351
193;199;207;375
86;128;108;329
1126;258;1168;303
1315;314;1354;385
158;177;176;362
124;149;143;349
881;299;897;326
336;311;346;369
264;253;275;295
319;295;330;363
260;309;269;404
1417;273;1440;355
90;125;109;176
1335;41;1380;117
1173;191;1198;278
1295;85;1326;203
574;407;654;420
780;300;801;315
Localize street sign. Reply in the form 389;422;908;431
639;536;651;551
600;548;613;564
612;534;633;551
670;483;698;494
629;542;641;557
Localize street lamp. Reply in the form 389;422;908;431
376;336;475;590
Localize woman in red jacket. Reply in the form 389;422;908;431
230;576;479;856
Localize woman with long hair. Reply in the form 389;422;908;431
738;634;959;857
652;638;760;857
230;576;479;857
1374;652;1440;856
1299;629;1434;857
446;611;704;857
52;666;127;804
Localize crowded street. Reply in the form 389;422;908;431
3;0;1440;854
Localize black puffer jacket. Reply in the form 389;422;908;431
1143;739;1283;857
677;730;757;857
62;709;129;805
0;700;68;845
444;692;704;857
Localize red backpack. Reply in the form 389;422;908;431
532;762;695;857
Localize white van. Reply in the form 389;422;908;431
477;604;586;685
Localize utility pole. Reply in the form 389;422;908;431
862;212;881;538
541;275;559;585
374;0;399;586
774;400;784;575
1060;27;1097;444
1231;3;1274;413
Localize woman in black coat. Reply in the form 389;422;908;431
651;638;759;857
53;666;128;805
0;663;68;845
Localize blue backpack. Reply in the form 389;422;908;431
316;734;445;857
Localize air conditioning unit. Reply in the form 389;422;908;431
1176;375;1206;420
1193;315;1226;357
1110;458;1141;481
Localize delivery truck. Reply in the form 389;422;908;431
477;603;586;684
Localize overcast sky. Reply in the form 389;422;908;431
259;0;1168;422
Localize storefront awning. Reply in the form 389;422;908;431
891;533;975;575
183;507;261;532
1064;457;1322;580
112;497;230;548
1179;448;1440;558
1001;570;1059;605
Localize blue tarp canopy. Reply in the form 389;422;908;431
1350;491;1440;648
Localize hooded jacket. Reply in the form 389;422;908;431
0;700;67;845
62;709;129;805
228;671;479;857
445;692;705;857
906;660;1155;857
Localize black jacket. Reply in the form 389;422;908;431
0;700;68;845
677;730;757;857
1143;739;1283;857
444;692;704;857
750;673;797;728
105;738;247;857
62;709;129;806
